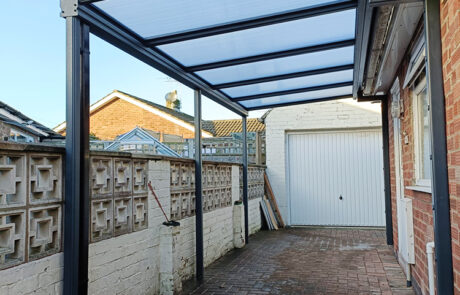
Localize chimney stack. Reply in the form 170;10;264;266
165;90;180;111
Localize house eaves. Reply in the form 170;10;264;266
362;2;424;95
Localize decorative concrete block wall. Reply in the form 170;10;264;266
87;158;170;295
0;145;64;294
0;143;265;294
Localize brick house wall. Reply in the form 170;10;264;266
441;0;460;293
386;26;435;295
60;98;199;140
386;2;459;292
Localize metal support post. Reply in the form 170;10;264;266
63;17;90;295
381;99;393;245
242;116;249;243
194;89;204;282
425;0;453;293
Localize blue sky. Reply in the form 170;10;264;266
0;1;264;129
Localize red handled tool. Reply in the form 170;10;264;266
147;181;180;226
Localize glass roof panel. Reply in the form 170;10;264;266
95;0;343;38
196;46;354;85
222;69;353;97
239;85;352;108
158;9;356;66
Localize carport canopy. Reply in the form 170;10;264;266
67;0;372;114
60;0;453;294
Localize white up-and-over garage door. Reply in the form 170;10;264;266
287;129;385;226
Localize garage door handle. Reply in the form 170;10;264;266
339;195;343;200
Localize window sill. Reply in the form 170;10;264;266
406;185;432;194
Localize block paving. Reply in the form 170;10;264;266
182;228;414;295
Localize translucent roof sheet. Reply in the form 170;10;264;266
158;9;356;66
95;0;343;38
222;69;353;98
239;85;353;109
195;46;354;85
85;0;358;111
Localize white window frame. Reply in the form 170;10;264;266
9;128;35;143
412;75;432;190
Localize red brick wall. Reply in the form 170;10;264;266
441;0;460;293
386;27;435;295
59;98;199;140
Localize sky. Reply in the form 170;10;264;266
0;1;265;129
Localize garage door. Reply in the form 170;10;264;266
287;130;385;226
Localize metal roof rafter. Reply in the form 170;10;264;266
77;4;248;116
232;81;353;101
212;64;354;89
144;1;358;46
245;94;352;110
187;39;355;72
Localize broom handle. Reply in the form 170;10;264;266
147;181;170;222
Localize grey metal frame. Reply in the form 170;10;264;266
58;0;453;293
242;116;249;243
63;16;90;295
75;0;359;111
186;39;355;72
424;0;453;293
77;5;247;116
194;89;204;282
232;81;353;102
145;1;357;46
380;98;393;246
213;64;354;89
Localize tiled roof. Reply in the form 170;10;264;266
202;118;265;138
114;90;216;135
81;90;265;138
116;90;195;124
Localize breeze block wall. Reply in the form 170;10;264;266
441;0;460;293
169;160;265;284
0;142;264;294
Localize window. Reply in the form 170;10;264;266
9;128;35;143
413;75;431;188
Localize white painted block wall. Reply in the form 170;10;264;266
0;253;63;294
0;160;263;294
249;198;262;235
265;99;381;224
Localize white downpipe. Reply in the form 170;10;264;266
426;241;435;295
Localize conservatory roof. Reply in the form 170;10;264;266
75;0;372;115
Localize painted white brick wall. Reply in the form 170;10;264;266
175;205;234;282
249;197;262;235
0;159;263;294
265;99;381;225
0;253;63;295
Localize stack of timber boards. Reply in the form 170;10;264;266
264;173;285;228
260;196;278;230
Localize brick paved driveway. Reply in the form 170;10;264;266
181;228;414;295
